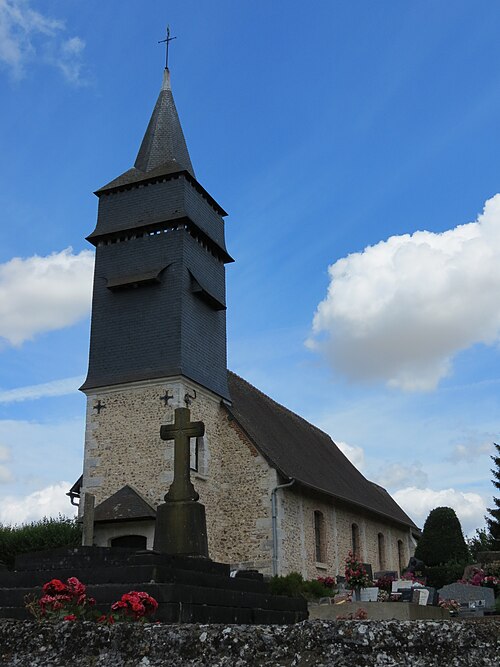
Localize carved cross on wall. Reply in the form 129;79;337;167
160;390;173;407
160;407;204;503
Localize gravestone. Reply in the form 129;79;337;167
374;570;397;581
438;583;495;617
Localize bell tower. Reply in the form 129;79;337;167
81;68;232;399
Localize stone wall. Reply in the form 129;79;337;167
279;486;414;579
81;377;276;572
81;376;414;579
0;619;498;666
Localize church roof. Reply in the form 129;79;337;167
94;485;156;523
135;68;194;176
226;372;418;530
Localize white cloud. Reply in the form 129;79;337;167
0;444;12;483
0;481;76;525
373;462;428;489
308;194;500;391
336;440;365;470
0;247;94;346
0;375;84;403
393;486;486;535
447;438;494;463
0;0;85;82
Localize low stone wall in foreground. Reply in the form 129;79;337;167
0;618;499;666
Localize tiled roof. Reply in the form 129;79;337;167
227;372;418;530
94;485;156;523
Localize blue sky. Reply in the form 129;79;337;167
0;0;499;535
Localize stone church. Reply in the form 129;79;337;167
70;65;418;580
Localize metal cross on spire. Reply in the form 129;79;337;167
158;25;177;69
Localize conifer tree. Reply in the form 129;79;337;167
414;507;468;566
485;442;500;550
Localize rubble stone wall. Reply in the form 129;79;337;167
81;377;414;578
279;486;415;579
0;619;498;667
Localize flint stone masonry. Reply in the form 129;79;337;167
0;619;499;666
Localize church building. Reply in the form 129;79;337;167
71;63;418;580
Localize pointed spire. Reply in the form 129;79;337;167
134;68;195;177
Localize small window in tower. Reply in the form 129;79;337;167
190;437;199;472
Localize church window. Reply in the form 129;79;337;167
378;533;386;570
397;539;405;575
351;523;360;557
314;510;326;563
190;436;207;475
190;437;199;472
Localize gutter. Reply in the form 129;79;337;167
271;478;295;577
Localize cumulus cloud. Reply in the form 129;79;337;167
0;444;12;483
0;248;94;346
373;462;428;489
0;375;84;403
393;486;486;534
336;441;365;470
0;482;76;525
447;437;495;463
308;194;500;391
0;0;85;82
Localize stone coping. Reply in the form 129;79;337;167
0;618;499;666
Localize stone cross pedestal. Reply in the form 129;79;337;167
153;407;209;557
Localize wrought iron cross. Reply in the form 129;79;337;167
158;25;177;69
93;400;106;415
160;407;204;502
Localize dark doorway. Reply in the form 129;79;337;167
110;534;147;549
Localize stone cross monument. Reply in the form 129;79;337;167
153;407;209;557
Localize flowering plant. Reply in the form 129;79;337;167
110;591;158;622
401;571;426;586
344;552;370;589
459;567;500;595
25;577;96;622
317;576;336;590
439;598;460;613
374;575;395;593
26;578;159;624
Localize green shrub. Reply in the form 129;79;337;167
269;572;334;599
415;507;469;566
0;516;81;570
424;561;467;589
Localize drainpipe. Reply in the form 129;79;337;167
271;478;295;577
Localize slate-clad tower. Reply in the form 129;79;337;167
81;68;232;400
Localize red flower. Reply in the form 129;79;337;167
42;579;67;595
67;577;86;597
63;614;77;622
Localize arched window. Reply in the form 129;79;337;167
110;535;147;550
378;533;386;570
314;511;326;562
397;539;405;575
351;523;360;557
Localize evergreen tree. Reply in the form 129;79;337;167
414;507;469;566
485;442;500;550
